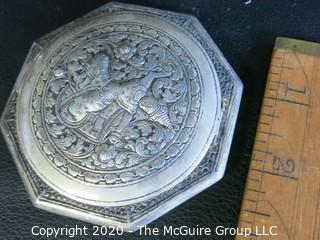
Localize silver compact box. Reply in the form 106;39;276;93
1;2;242;231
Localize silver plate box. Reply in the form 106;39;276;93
1;2;242;231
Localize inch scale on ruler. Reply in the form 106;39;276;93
236;38;320;240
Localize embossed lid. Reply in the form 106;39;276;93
1;2;242;231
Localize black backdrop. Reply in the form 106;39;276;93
0;0;319;239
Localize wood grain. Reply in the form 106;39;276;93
236;38;320;240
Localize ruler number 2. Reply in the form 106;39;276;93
272;155;295;174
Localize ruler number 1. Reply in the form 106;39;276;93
272;155;295;174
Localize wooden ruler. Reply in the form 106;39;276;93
236;37;320;240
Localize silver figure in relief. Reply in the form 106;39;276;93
0;2;243;231
37;32;193;184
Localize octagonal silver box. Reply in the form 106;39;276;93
1;2;242;231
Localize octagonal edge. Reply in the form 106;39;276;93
0;2;243;232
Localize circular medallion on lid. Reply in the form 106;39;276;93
1;2;242;230
18;13;221;205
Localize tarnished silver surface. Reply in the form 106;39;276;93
1;2;242;231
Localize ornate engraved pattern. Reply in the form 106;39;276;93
1;2;242;230
35;16;236;222
31;23;202;185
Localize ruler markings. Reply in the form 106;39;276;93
270;71;280;75
262;104;274;108
239;219;253;224
248;188;266;194
242;52;285;240
269;80;285;84
259;121;270;126
265;95;311;107
249;52;285;239
271;64;294;70
250;167;298;181
266;86;279;91
237;38;320;240
248;177;260;182
261;112;279;118
252;158;264;163
253;148;272;155
257;130;282;138
243;209;271;217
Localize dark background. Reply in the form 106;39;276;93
0;0;318;239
